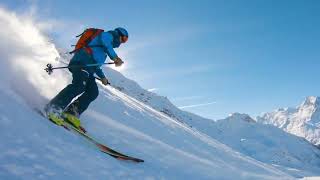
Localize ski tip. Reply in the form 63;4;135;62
117;156;144;163
135;159;144;163
130;158;144;163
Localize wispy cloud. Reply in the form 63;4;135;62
179;102;217;109
119;26;210;76
171;96;204;102
130;64;214;83
147;88;158;92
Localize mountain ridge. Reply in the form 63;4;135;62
257;96;320;146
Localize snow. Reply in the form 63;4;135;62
302;177;320;180
104;69;320;178
0;7;320;179
211;113;320;177
0;81;295;180
257;96;320;146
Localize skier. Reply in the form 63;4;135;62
45;27;128;130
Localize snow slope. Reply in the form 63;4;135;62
105;68;320;178
211;113;320;178
0;76;295;179
0;7;319;179
257;96;320;146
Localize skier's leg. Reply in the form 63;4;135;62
67;76;99;116
46;70;88;112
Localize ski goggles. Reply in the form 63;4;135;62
121;36;128;43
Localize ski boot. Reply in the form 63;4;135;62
62;113;86;133
47;113;65;126
44;105;65;126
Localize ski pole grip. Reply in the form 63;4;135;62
95;77;111;85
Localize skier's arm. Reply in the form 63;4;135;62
95;67;106;79
104;44;118;60
100;33;118;60
95;68;109;85
93;33;116;79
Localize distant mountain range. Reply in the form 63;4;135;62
257;96;320;146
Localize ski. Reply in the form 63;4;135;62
36;109;144;163
62;119;144;162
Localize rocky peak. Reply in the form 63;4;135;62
227;113;256;123
300;96;320;108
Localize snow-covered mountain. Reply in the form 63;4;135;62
106;70;320;176
257;96;320;146
1;7;320;179
212;113;320;177
104;67;216;130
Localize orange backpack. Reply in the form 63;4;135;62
69;28;104;55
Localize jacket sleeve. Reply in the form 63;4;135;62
100;33;118;60
95;67;106;79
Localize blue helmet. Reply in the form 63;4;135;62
115;27;128;37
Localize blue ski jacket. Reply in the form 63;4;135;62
69;30;121;79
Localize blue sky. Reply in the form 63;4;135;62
2;0;320;119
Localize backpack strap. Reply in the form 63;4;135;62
69;28;104;54
85;29;104;54
87;31;105;51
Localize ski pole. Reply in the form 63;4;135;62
94;76;111;86
44;62;115;75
